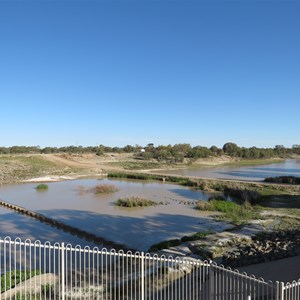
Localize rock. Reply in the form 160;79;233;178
222;229;300;268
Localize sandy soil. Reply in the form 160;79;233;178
13;153;237;183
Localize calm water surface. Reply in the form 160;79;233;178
156;159;300;181
0;178;232;250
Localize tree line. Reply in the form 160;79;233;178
0;143;299;161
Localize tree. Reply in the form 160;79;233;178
292;144;300;155
210;145;222;156
274;145;286;156
222;142;240;157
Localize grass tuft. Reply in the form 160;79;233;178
115;196;157;207
195;199;260;225
35;184;49;191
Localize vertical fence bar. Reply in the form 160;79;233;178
141;251;145;300
61;242;65;300
275;281;284;300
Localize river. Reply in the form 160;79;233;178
0;178;232;250
155;159;300;181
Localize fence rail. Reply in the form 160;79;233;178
0;237;299;299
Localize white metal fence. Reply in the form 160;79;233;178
0;237;299;300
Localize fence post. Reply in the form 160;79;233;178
141;252;145;300
209;261;214;300
276;281;284;300
61;242;65;300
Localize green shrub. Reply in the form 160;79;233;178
115;196;157;207
35;184;48;191
1;270;41;292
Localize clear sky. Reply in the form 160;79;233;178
0;0;299;149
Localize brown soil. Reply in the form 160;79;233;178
0;153;139;184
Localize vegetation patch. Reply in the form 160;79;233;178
35;184;49;191
149;232;210;252
115;196;158;207
264;176;300;185
1;270;41;292
92;184;119;194
109;161;161;170
195;199;260;225
108;172;198;187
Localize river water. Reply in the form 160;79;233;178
0;178;232;250
156;159;300;181
2;160;298;250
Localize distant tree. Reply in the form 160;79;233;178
249;147;260;159
0;147;9;154
292;144;300;155
123;145;135;153
112;147;123;153
187;146;211;159
210;145;222;156
145;143;155;152
222;142;240;157
274;145;286;156
172;143;191;155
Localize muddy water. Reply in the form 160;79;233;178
156;159;300;181
0;178;232;251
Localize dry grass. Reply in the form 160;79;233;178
194;200;212;211
78;184;119;195
92;184;119;194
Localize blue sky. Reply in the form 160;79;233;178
0;0;299;148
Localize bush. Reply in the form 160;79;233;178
35;184;48;191
194;200;212;211
1;270;41;292
264;176;300;185
92;184;119;194
115;196;157;207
